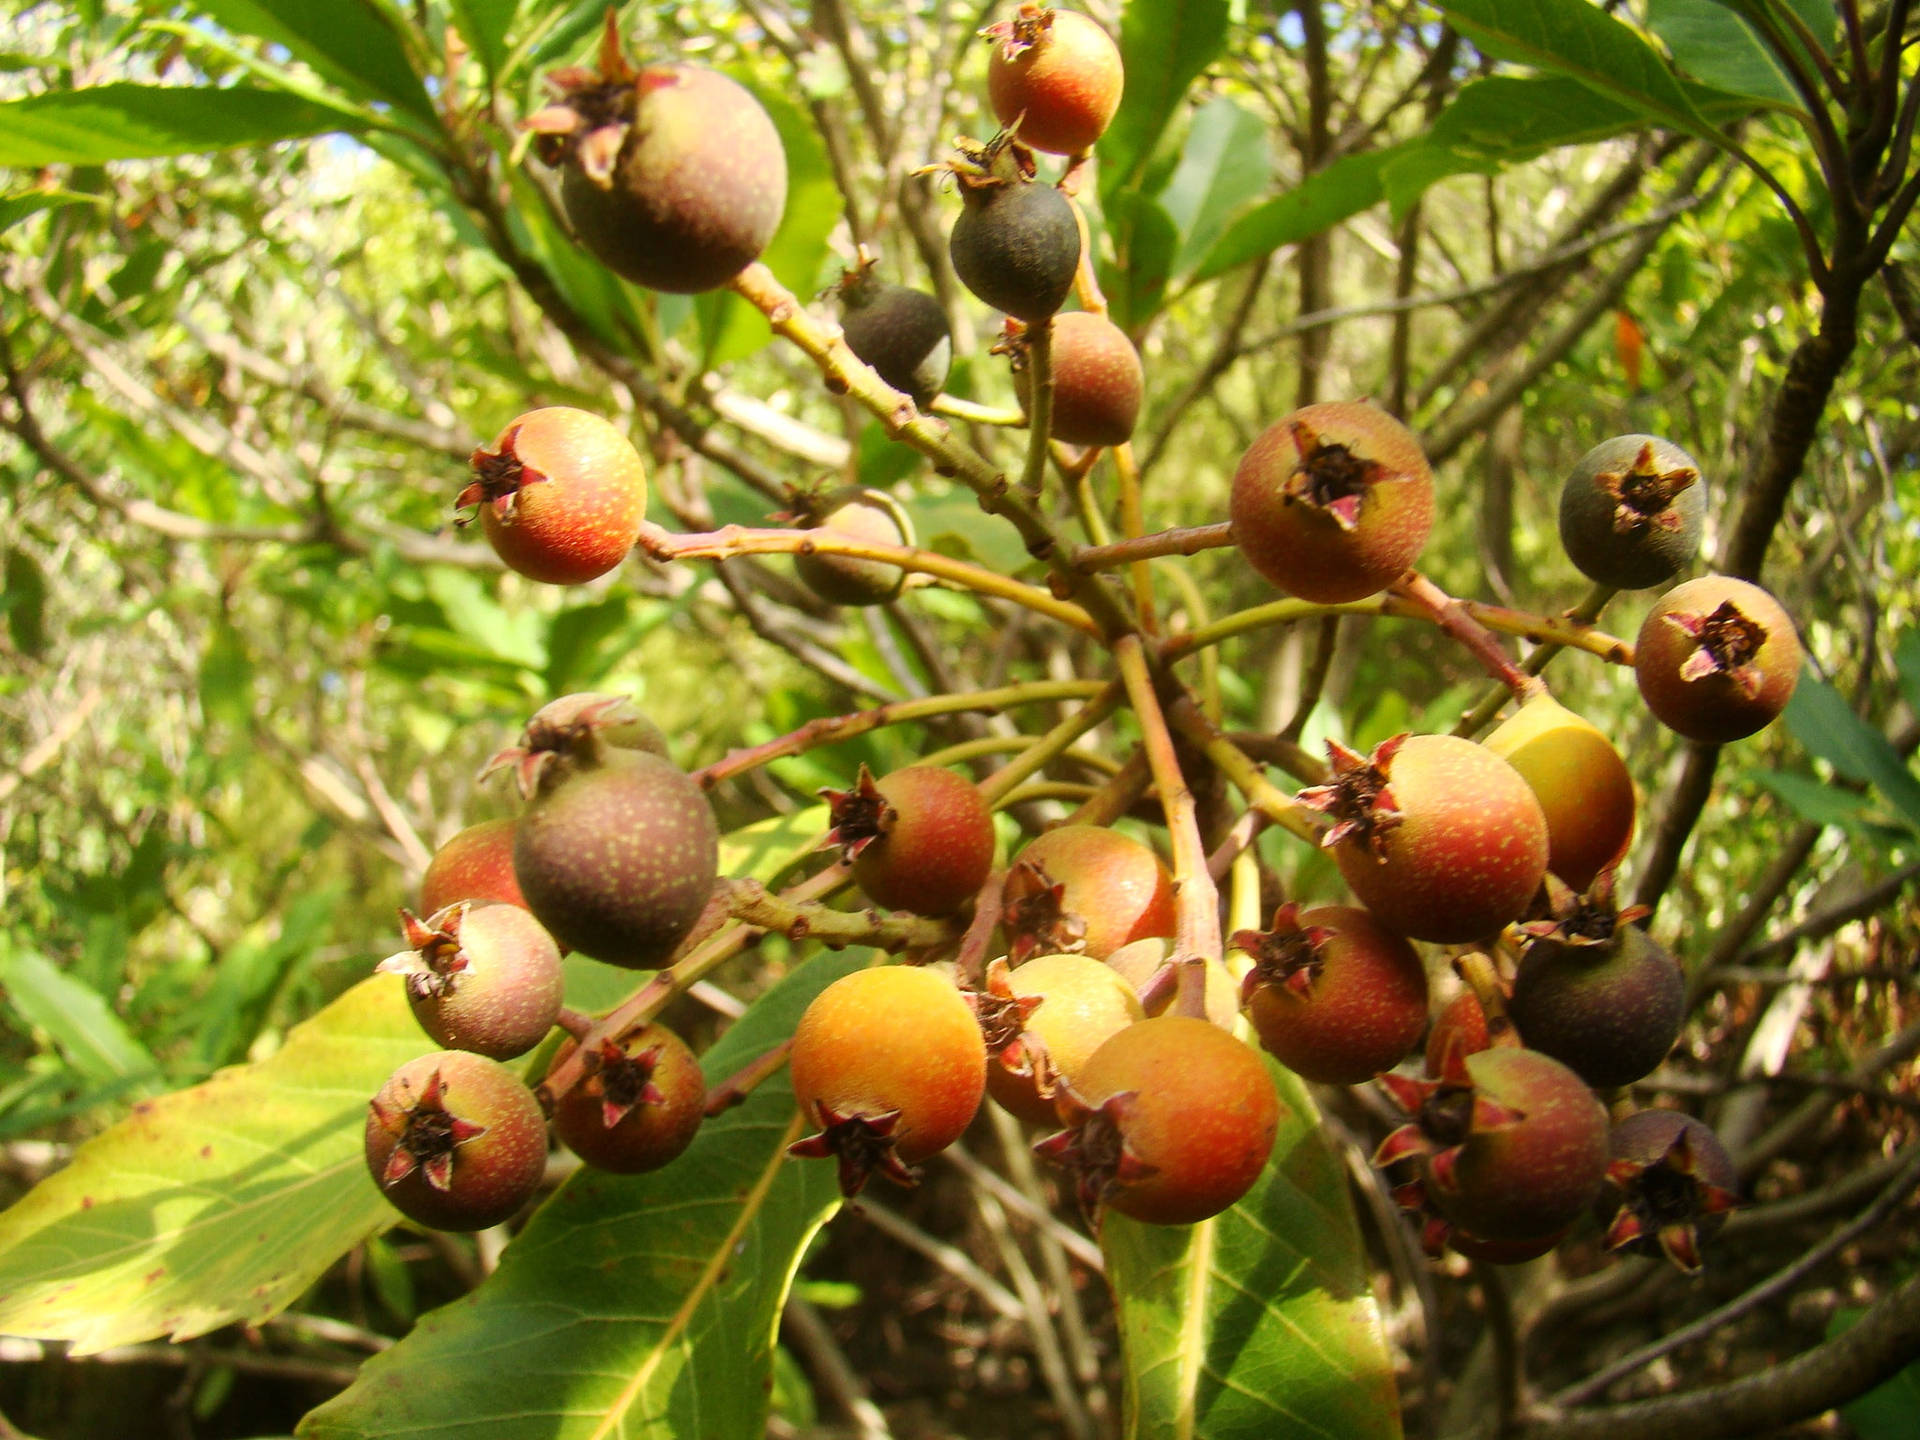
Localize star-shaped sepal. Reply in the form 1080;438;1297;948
1278;418;1396;530
1516;870;1650;953
478;693;639;799
520;12;637;183
1600;1125;1740;1274
1233;901;1341;1006
376;904;472;1001
580;1038;667;1131
1371;1064;1526;1193
455;423;551;531
1000;859;1088;964
1032;1089;1158;1224
1668;601;1772;698
1296;736;1404;859
1594;440;1698;536
980;3;1052;62
368;1066;488;1193
820;764;897;865
787;1101;918;1197
972;958;1047;1058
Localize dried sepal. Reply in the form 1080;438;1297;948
786;1100;917;1197
1233;901;1341;1004
375;903;472;1000
1666;601;1772;698
1032;1089;1157;1223
1001;858;1088;964
1594;439;1698;536
1296;737;1404;859
820;764;896;864
981;3;1052;60
368;1065;488;1194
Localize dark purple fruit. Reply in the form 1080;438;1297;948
791;486;913;607
837;266;952;406
1510;907;1684;1089
551;1024;706;1174
1598;1109;1738;1272
947;140;1080;322
1558;434;1706;590
365;1052;548;1232
377;902;565;1061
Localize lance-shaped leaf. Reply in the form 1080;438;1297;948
298;950;867;1440
0;977;435;1355
1101;1057;1401;1438
0;84;358;167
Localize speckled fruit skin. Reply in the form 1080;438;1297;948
793;487;911;607
1510;924;1684;1088
470;408;646;585
513;750;719;968
789;966;986;1164
420;818;525;916
851;766;996;915
949;178;1080;322
1331;736;1549;945
1428;1047;1609;1243
986;8;1124;156
1635;575;1802;743
552;1024;706;1174
559;65;786;294
1229;401;1435;604
403;903;565;1061
364;1051;548;1233
1011;825;1177;959
840;281;951;407
1024;310;1143;447
1424;989;1492;1076
1243;905;1429;1086
1484;695;1635;893
1558;434;1706;590
1063;1016;1279;1225
987;953;1145;1127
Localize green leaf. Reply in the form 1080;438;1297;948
1191;149;1389;283
3;549;50;658
199;620;255;733
1162;97;1274;279
448;0;518;80
1644;0;1801;110
1102;0;1231;201
1830;1305;1920;1440
543;593;636;696
1746;770;1871;829
0;944;158;1085
298;950;867;1440
184;0;435;122
1102;1057;1401;1439
719;805;831;886
0;188;102;234
1102;191;1180;329
1784;671;1920;834
0;84;357;166
0;977;435;1354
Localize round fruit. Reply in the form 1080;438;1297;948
1019;310;1142;447
365;1051;548;1232
1510;921;1684;1089
1035;1016;1278;1225
838;269;951;406
1003;825;1177;961
514;749;719;968
1237;904;1429;1085
458;408;647;585
1304;734;1549;945
1229;401;1435;604
791;486;913;607
787;965;987;1195
378;902;565;1061
948;144;1081;322
1424;989;1492;1077
530;23;786;293
1598;1109;1739;1272
984;953;1145;1127
551;1024;706;1174
1558;434;1706;590
484;692;672;801
985;6;1124;155
420;818;526;917
825;763;996;915
1634;575;1801;743
1484;694;1635;893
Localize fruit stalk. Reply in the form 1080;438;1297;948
1018;317;1055;496
1072;520;1235;571
1388;572;1546;703
1453;580;1620;737
703;1039;794;1116
1109;443;1160;631
1453;951;1520;1049
721;876;962;951
978;681;1125;805
1166;697;1327;845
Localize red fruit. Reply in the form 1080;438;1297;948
981;954;1144;1127
1035;1016;1278;1225
788;965;986;1195
551;1024;706;1174
791;486;913;607
458;408;647;585
1230;401;1435;604
947;138;1081;322
1002;825;1176;962
528;19;786;293
1598;1109;1739;1272
1424;989;1492;1077
1018;310;1143;447
985;5;1125;156
1236;903;1429;1085
824;764;996;915
1484;695;1635;893
420;818;525;916
1301;734;1548;944
1634;575;1801;743
377;902;565;1061
365;1052;548;1232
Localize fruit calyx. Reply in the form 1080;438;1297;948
1373;1060;1525;1187
456;423;549;526
1518;870;1648;950
1668;600;1773;697
973;957;1046;1056
982;3;1054;62
1032;1089;1158;1222
787;1100;917;1196
1602;1123;1739;1272
1276;415;1398;531
575;1036;668;1130
521;13;639;186
377;903;474;1001
1001;858;1089;963
1231;902;1341;1005
481;692;659;799
367;1066;486;1193
820;764;895;863
942;129;1040;193
1595;439;1698;535
1296;736;1403;858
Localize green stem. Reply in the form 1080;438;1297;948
1020;318;1054;497
979;683;1125;807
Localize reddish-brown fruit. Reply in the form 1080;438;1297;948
480;692;671;802
787;966;987;1195
1002;825;1177;962
1301;734;1549;944
983;954;1145;1127
1511;899;1684;1089
824;764;996;915
365;1051;548;1232
1229;401;1435;604
791;486;913;607
1558;434;1706;590
458;408;647;585
420;818;526;917
1634;575;1801;743
528;23;786;293
1598;1109;1739;1273
1036;1016;1278;1226
1484;694;1636;893
551;1024;706;1174
377;902;565;1060
1237;903;1429;1086
985;6;1124;155
1018;311;1143;447
1424;989;1492;1077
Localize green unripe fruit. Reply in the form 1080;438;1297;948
1558;435;1705;590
